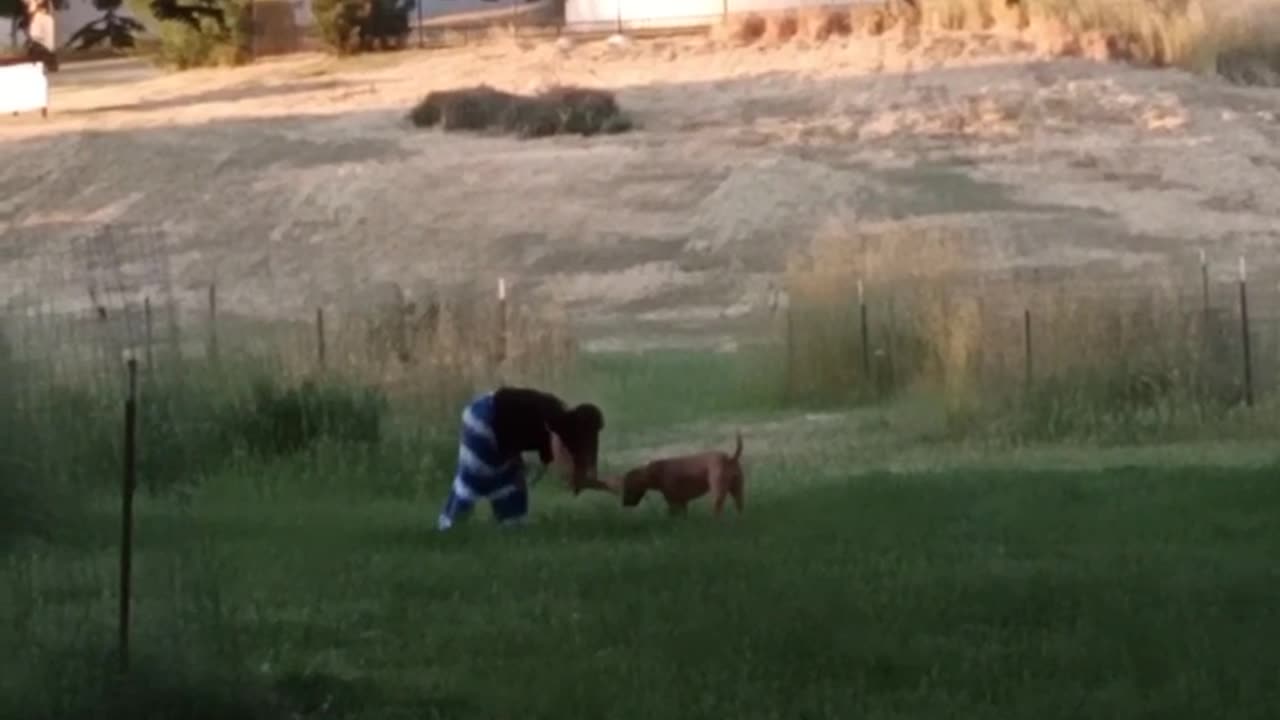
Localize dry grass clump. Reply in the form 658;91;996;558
408;85;633;138
1203;4;1280;86
719;5;904;46
805;6;854;40
269;282;578;417
407;86;519;131
713;0;1278;85
766;11;802;43
918;0;1279;81
720;13;769;44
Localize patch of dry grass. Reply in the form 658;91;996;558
716;5;897;45
780;217;1268;441
712;0;1278;84
269;284;579;411
925;0;1280;81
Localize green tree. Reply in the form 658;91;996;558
313;0;411;55
125;0;251;68
65;0;148;50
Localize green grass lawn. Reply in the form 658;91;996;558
4;342;1280;719
5;460;1280;720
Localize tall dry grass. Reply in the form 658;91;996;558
780;218;1270;442
0;283;579;546
715;0;1279;84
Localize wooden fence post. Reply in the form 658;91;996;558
885;292;897;394
1200;248;1210;325
496;277;508;365
1023;306;1033;396
1238;256;1254;407
858;279;871;388
315;306;327;370
143;296;154;371
785;292;795;401
207;282;219;363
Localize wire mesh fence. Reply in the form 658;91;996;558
0;223;582;499
3;198;1279;518
776;250;1280;439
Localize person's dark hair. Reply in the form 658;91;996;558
548;403;605;481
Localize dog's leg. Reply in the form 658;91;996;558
729;475;744;514
708;462;727;517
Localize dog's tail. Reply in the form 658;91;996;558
731;431;742;462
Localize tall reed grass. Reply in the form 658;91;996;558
716;0;1280;85
0;284;578;546
779;223;1277;443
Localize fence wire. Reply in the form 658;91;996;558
2;215;1277;500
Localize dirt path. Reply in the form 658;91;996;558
2;33;1278;349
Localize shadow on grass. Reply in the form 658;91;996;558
4;642;474;720
7;462;1280;720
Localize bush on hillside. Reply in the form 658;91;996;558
128;0;252;69
313;0;412;55
408;85;633;139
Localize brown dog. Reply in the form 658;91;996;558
609;434;745;516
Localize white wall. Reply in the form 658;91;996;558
294;0;540;27
566;0;854;29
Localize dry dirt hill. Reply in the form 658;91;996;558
1;29;1278;350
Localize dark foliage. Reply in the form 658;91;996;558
226;378;388;458
65;14;147;50
148;0;227;32
408;85;634;139
313;0;412;54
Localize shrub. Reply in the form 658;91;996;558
221;377;388;458
804;8;853;41
311;0;361;54
129;0;252;69
407;85;634;139
408;85;520;131
313;0;412;54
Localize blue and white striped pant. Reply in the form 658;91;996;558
437;393;528;530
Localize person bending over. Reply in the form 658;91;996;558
437;386;605;530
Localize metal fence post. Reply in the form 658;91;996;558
118;356;139;673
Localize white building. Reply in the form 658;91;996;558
565;0;867;31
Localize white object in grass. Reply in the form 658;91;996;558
0;62;48;117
